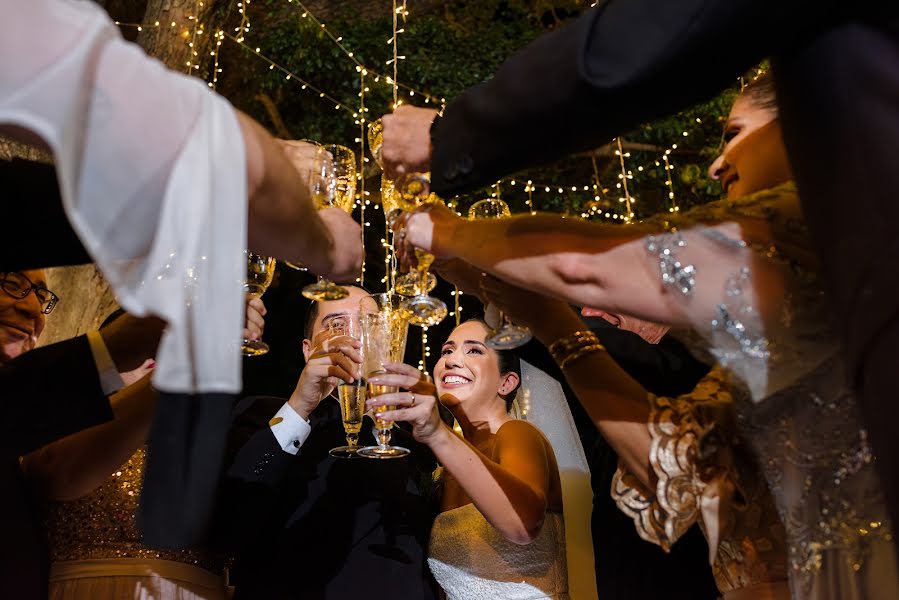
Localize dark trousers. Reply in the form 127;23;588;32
776;17;899;543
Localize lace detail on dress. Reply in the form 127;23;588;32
611;367;789;594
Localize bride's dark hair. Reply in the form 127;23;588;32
463;317;522;409
741;72;778;114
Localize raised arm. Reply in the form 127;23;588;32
398;201;788;333
367;364;551;544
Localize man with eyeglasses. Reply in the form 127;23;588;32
0;268;166;599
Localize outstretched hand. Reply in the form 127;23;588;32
366;362;446;444
479;274;575;335
243;295;266;343
381;106;439;180
393;203;461;271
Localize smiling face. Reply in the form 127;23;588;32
0;269;48;363
708;94;780;198
434;320;519;412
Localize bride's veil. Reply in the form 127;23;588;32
513;359;598;600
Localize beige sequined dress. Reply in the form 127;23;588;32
45;448;228;600
614;183;897;599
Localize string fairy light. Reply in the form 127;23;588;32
661;152;680;214
208;29;225;88
357;68;367;286
235;0;251;43
614;137;635;222
282;0;444;106
223;32;359;116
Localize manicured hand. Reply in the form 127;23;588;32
366;362;447;445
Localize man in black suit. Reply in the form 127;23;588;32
217;285;438;599
380;0;899;549
0;269;163;599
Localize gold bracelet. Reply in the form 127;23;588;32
549;330;601;363
558;343;605;370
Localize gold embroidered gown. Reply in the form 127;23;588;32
45;448;228;600
613;183;897;600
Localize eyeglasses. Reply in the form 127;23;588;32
0;272;59;314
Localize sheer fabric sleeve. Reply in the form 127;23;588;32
634;184;834;402
0;0;247;394
611;366;741;562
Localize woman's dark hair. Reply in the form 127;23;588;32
741;72;778;114
462;317;522;410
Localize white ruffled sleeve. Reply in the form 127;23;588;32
0;0;246;394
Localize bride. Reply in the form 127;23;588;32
366;318;595;600
395;75;898;599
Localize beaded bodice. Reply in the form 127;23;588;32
641;183;896;597
45;448;228;574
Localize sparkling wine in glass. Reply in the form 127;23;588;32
242;251;276;356
301;146;351;301
396;176;448;326
327;316;367;458
467;198;532;349
357;293;410;459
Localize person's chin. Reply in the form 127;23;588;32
0;341;27;363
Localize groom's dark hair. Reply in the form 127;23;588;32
303;284;371;340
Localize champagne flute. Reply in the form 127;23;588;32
300;146;351;301
357;293;411;459
383;175;437;297
467;198;533;349
327;316;367;458
396;173;448;327
242;251;276;356
283;139;324;271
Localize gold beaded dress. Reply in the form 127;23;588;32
45;448;228;600
613;183;898;599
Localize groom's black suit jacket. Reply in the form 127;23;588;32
218;395;439;600
518;316;719;600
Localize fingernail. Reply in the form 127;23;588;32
147;360;156;370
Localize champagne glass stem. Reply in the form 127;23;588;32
345;431;359;450
377;428;392;451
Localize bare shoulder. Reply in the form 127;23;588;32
495;420;550;455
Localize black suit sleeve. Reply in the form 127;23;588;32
430;0;820;196
210;396;300;553
0;159;91;270
0;335;111;456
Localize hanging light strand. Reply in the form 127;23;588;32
223;32;359;116
614;137;635;222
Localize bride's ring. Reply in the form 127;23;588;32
409;392;416;406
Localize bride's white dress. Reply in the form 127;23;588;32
428;504;568;600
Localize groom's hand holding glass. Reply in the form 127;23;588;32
287;327;362;421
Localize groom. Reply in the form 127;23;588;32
215;285;438;599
